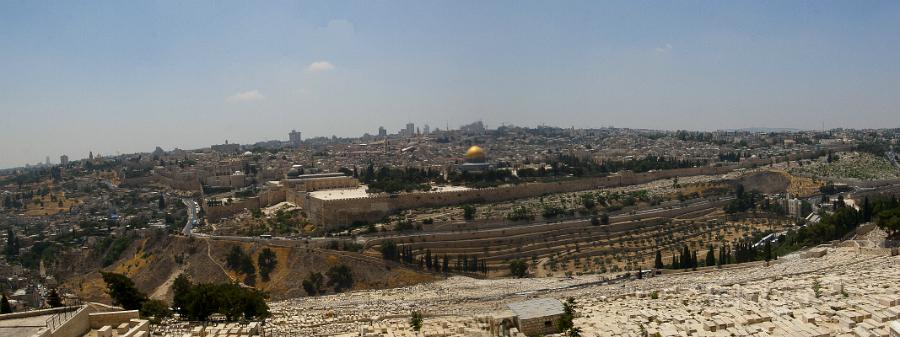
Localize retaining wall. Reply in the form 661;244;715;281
88;310;139;329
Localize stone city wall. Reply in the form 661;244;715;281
309;166;735;229
199;149;825;226
204;189;286;222
285;189;307;208
308;147;839;230
204;174;249;189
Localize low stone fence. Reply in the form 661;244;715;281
88;310;139;329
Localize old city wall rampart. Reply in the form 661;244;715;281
203;189;286;222
309;166;735;229
200;148;828;227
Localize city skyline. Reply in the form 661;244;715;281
2;1;900;168
0;120;859;169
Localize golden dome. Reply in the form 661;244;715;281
465;145;486;160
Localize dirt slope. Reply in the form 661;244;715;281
63;233;433;303
735;170;792;194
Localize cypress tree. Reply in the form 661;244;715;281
462;255;469;272
681;246;691;269
5;229;19;258
705;245;716;267
1;294;12;313
691;251;698;270
718;245;725;267
654;250;664;269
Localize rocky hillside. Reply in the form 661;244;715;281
61;231;433;303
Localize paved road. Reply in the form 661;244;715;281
181;198;200;236
886;147;899;169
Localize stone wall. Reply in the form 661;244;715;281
285;189;307;208
308;166;735;229
48;306;91;337
88;310;139;329
298;176;359;191
204;189;287;222
204;174;249;189
306;146;840;230
517;314;562;337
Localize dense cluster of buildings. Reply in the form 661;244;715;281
0;123;897;336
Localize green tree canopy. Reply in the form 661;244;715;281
47;289;63;308
326;265;354;293
257;248;278;282
1;294;12;313
509;260;528;278
100;272;147;310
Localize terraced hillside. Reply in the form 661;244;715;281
363;197;791;277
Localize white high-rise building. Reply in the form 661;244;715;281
289;130;302;148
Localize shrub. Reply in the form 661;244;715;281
509;260;528;278
326;264;354;293
257;248;278;282
410;311;423;331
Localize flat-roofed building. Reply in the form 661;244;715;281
506;298;565;336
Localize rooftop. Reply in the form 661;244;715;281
0;311;56;337
506;298;564;320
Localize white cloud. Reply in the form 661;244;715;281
655;43;673;54
226;90;265;103
307;61;335;72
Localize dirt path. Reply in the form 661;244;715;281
149;264;186;300
205;239;236;283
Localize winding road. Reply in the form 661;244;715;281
181;198;200;236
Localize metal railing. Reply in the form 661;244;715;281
45;305;83;332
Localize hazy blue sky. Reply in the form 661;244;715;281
1;1;899;168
